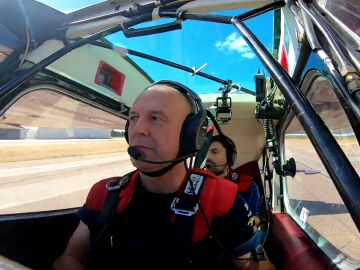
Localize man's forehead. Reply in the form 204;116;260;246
143;84;182;96
147;84;177;91
131;84;190;112
134;85;184;103
210;141;226;150
129;108;166;116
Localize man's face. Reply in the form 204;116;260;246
128;84;191;172
205;141;228;176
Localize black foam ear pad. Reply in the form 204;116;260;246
224;137;237;166
195;116;208;150
227;149;234;167
178;112;208;157
231;148;237;166
179;113;197;157
124;120;129;143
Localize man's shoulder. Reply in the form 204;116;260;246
191;168;239;241
234;161;261;179
85;171;139;211
192;168;238;188
91;177;119;192
192;168;238;213
225;167;254;193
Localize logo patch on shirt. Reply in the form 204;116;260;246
184;173;204;195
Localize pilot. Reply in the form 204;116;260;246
54;80;274;270
205;135;262;223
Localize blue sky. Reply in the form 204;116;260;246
36;0;273;94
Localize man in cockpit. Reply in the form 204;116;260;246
54;80;274;270
205;135;262;225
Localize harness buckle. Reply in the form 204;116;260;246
170;197;199;216
106;176;129;191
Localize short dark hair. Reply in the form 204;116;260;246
210;135;237;166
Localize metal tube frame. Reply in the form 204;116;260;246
298;0;360;114
231;17;360;231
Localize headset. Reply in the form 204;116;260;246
125;80;208;173
210;135;237;167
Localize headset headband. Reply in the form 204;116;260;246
151;80;205;116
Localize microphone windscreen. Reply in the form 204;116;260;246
128;146;142;159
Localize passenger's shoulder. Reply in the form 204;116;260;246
234;161;261;178
192;168;237;187
192;168;238;214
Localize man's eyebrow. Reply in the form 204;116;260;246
129;110;169;119
151;110;170;120
150;110;166;116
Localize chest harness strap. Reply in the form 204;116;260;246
168;172;206;261
96;171;206;260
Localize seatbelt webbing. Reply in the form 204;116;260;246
95;171;135;245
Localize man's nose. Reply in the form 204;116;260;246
130;117;150;137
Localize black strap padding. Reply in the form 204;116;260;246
94;171;136;246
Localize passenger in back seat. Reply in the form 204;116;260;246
205;135;262;226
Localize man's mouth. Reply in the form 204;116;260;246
205;160;215;168
132;145;154;152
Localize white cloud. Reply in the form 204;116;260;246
215;33;255;59
241;52;256;59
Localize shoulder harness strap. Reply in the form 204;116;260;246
170;172;206;216
168;171;206;262
96;170;135;224
94;170;136;246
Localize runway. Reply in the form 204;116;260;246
286;136;360;260
0;152;134;214
0;137;359;260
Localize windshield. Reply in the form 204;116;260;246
35;0;106;13
33;1;274;94
107;11;273;94
105;10;273;94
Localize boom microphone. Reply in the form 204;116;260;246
128;146;193;164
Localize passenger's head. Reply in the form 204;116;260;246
127;80;207;174
205;135;237;177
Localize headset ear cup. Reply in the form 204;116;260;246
224;136;236;167
229;150;235;167
195;117;208;150
179;114;195;157
232;148;237;166
231;142;237;166
179;113;208;157
227;151;232;167
124;120;129;143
